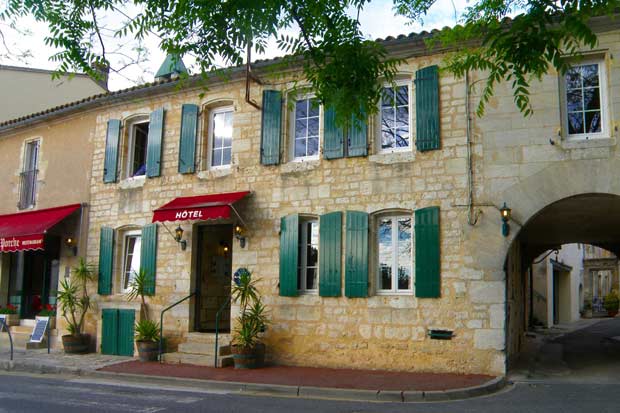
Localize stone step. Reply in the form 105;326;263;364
162;352;233;368
178;341;231;356
184;333;231;345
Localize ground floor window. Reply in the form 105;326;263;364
297;217;319;292
377;215;413;293
122;232;141;291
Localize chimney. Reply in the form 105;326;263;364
90;61;110;91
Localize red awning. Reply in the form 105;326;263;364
152;191;250;223
0;204;81;252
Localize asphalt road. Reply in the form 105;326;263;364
0;372;619;413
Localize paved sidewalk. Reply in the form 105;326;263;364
0;347;505;402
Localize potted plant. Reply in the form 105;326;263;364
604;290;619;317
134;319;160;361
37;304;57;330
57;258;94;354
126;268;159;361
230;268;268;369
0;304;20;326
582;299;593;319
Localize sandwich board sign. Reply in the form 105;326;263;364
29;317;49;343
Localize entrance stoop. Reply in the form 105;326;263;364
163;332;233;367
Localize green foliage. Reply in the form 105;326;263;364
134;319;160;342
231;268;269;350
603;290;619;312
125;268;151;321
2;0;617;119
56;258;95;335
0;304;18;315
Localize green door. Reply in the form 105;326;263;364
101;308;135;356
101;309;119;355
118;309;135;356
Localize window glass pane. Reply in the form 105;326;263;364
381;129;395;150
566;89;583;112
295;119;307;138
396;86;408;106
568;113;584;135
381;108;394;130
397;218;412;290
123;235;141;289
306;268;317;290
308;99;320;117
378;218;392;290
212;149;222;167
582;64;599;87
585;111;602;133
222;148;232;166
396;107;409;128
308;117;319;137
583;88;601;111
382;87;394;108
307;137;319;157
565;68;582;89
395;128;409;148
132;123;148;176
295;100;307;119
295;138;307;158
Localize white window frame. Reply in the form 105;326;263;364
289;94;321;162
377;79;413;154
297;217;319;294
125;116;150;179
208;106;234;169
561;58;609;141
121;230;142;293
376;214;414;295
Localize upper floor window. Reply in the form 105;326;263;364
380;82;410;152
298;217;319;293
18;139;40;209
122;231;141;291
563;60;608;140
291;97;320;161
377;215;413;294
127;117;149;177
209;107;233;168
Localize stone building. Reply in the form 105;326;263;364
0;15;619;376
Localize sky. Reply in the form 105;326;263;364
0;0;468;91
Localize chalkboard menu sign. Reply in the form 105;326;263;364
30;317;49;343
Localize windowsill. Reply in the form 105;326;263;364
375;291;414;296
197;167;233;180
297;290;318;295
280;159;321;174
119;175;146;189
369;150;415;165
560;136;615;150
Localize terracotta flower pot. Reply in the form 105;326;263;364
62;333;90;354
136;340;159;362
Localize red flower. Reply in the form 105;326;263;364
6;304;17;311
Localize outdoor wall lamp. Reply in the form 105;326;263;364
174;226;187;251
234;224;246;248
500;202;512;237
65;237;77;256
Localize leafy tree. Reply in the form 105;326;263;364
1;0;617;122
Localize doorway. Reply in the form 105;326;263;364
194;224;232;332
7;236;60;319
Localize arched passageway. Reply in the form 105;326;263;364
505;194;620;375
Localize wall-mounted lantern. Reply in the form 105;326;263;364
500;202;512;237
174;225;187;251
234;224;246;248
65;237;77;256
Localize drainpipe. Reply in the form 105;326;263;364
465;71;479;226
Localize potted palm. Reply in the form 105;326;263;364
57;258;94;353
230;268;268;369
126;268;159;361
604;290;619;317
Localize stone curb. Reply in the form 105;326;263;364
0;360;507;403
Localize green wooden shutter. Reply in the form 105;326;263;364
118;309;136;356
347;109;367;157
146;107;165;177
319;212;342;297
98;227;114;295
140;223;158;295
323;107;344;159
101;309;118;355
260;90;282;165
178;104;198;174
345;211;368;298
415;206;441;298
279;214;299;297
103;119;121;183
415;65;440;152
